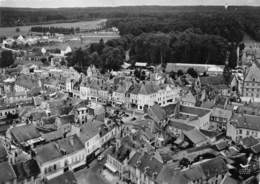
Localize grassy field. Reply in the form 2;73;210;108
0;19;107;37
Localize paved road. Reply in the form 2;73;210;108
75;147;113;184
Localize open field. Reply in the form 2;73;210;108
0;19;107;37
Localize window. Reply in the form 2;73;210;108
247;130;249;135
239;129;242;134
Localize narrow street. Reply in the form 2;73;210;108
75;146;113;184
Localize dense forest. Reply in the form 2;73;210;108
1;6;260;41
2;6;260;70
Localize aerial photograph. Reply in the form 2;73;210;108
1;0;260;183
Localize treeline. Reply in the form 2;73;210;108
2;6;260;41
67;29;237;72
130;30;229;65
67;38;127;73
107;13;245;42
31;26;80;34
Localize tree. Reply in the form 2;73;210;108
0;50;14;68
179;158;190;168
134;69;141;79
169;71;176;79
187;67;198;78
177;69;184;77
223;65;232;85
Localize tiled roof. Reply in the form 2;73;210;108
240;136;259;149
183;129;207;145
245;63;260;82
148;104;167;122
10;124;41;144
58;114;75;125
220;175;239;184
251;143;260;154
211;108;232;119
0;161;17;183
35;135;84;165
200;75;227;87
128;152;163;179
79;120;104;142
12;159;40;180
0;142;7;161
231;114;260;131
180;105;211;118
168;120;194;131
182;157;227;181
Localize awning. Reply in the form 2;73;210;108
105;162;117;173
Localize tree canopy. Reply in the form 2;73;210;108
0;50;14;68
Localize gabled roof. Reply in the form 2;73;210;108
148;104;167;122
139;82;159;95
182;157;227;181
128;152;163;180
10;124;41;144
168;120;194;131
35;135;84;165
180;105;211;118
231;114;260;131
0;161;17;183
181;91;196;103
79;120;104;142
245;63;260;82
13;159;40;181
183;129;207;145
220;175;239;184
251;143;260;154
240;136;259;149
211;108;232;119
58;114;75;125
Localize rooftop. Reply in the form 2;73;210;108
128;152;163;180
147;104;167;122
79;120;104;142
183;129;208;145
182;157;227;181
35;135;84;165
231;114;260;131
0;161;17;183
10;124;41;144
12;159;40;181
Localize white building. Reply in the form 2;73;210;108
227;114;260;142
35;135;86;180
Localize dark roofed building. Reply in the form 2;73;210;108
10;124;43;148
182;157;228;183
12;159;40;182
128;151;164;184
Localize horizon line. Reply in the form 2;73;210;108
1;5;260;9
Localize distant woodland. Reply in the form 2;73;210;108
2;6;260;69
